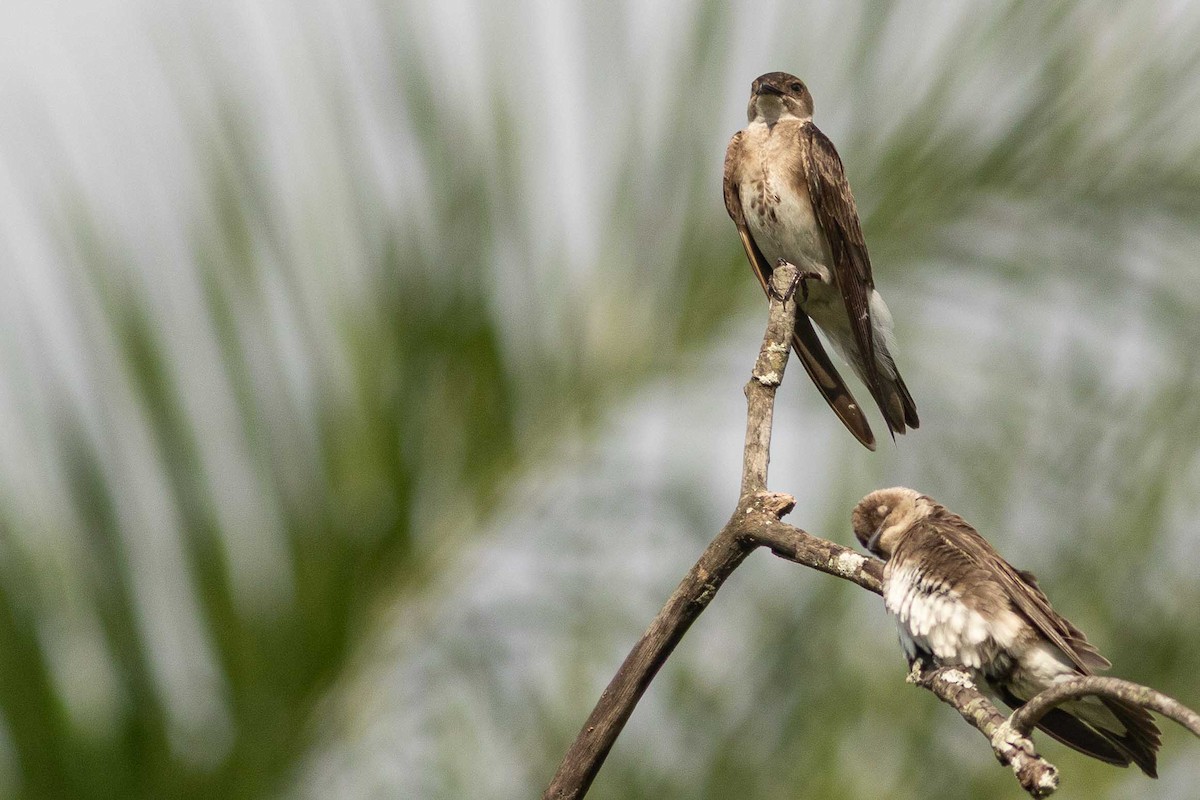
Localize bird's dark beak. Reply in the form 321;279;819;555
866;523;885;556
757;82;783;97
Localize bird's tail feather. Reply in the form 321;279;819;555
1097;696;1162;778
790;319;876;450
874;370;919;438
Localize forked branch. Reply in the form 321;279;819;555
910;666;1200;797
544;263;878;799
542;263;1199;800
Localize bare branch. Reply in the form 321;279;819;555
1005;675;1200;740
543;263;801;800
541;521;753;800
741;263;798;496
542;260;1200;800
909;664;1060;798
748;517;883;594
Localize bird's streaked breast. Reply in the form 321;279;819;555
736;121;830;282
884;561;1023;670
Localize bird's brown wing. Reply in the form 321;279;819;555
723;131;875;450
799;123;879;391
923;505;1160;776
922;505;1109;674
798;125;920;436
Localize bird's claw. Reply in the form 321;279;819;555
768;259;822;304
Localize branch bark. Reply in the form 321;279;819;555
909;664;1060;798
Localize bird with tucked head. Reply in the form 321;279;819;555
851;487;1161;777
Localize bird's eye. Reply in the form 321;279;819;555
790;82;803;92
877;504;889;517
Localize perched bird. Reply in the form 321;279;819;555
851;487;1161;776
723;72;918;450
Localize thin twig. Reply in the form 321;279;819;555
1006;675;1200;739
750;517;883;594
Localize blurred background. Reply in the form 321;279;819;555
1;0;1199;798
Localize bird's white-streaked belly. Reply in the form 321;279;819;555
743;181;817;262
736;124;842;323
884;562;1021;671
738;165;828;280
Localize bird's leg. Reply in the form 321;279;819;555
770;258;824;304
905;652;938;683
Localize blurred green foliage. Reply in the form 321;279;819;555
1;2;1200;800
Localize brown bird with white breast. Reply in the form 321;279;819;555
724;72;918;450
851;487;1161;776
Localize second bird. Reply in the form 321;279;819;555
851;487;1161;777
724;72;918;450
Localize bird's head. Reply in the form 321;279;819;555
851;487;930;560
747;72;814;125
